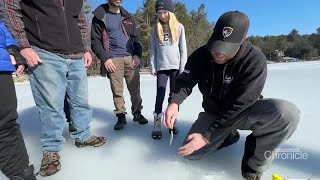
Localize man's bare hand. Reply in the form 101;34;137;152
178;133;209;156
20;48;42;67
163;103;179;129
104;59;116;73
132;55;140;67
84;52;92;68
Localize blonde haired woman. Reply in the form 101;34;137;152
150;0;187;140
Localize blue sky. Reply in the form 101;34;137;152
90;0;320;36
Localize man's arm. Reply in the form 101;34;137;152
149;27;157;75
91;16;108;63
2;22;26;65
130;16;142;59
0;0;31;49
163;49;200;129
178;24;187;74
168;49;199;105
77;4;91;53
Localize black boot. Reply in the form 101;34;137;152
133;110;148;124
241;134;262;180
241;165;262;180
64;98;76;132
68;120;76;133
10;165;37;180
217;129;240;150
114;113;127;130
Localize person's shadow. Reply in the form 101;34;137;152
16;106;320;179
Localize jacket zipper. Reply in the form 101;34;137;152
210;61;215;93
35;17;42;41
62;0;71;54
218;64;228;99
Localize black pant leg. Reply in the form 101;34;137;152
0;73;29;178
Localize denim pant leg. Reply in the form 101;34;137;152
28;47;68;152
66;58;92;141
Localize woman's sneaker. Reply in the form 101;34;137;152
39;152;61;177
75;135;107;148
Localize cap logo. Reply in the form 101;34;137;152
222;27;233;38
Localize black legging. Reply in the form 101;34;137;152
154;69;179;114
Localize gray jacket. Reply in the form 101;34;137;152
150;23;187;74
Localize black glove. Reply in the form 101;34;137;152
7;45;27;68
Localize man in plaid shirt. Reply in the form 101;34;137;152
0;0;107;176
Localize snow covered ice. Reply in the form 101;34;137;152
1;61;319;180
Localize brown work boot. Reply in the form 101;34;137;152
39;152;61;177
75;135;107;148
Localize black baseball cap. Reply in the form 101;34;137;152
207;11;249;57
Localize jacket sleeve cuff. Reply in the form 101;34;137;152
168;98;183;106
151;67;156;74
19;41;31;49
201;130;212;143
201;123;219;143
133;53;142;59
84;46;92;54
99;53;109;64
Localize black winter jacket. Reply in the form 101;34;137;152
91;4;142;76
169;39;267;140
21;0;85;54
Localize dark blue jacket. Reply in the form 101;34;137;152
0;21;15;72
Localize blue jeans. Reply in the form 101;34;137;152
28;46;92;152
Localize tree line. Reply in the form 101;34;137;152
86;1;320;75
250;28;320;62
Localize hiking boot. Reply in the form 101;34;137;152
241;163;262;180
39;152;61;177
152;112;162;140
68;120;76;133
217;129;240;150
10;165;37;180
241;134;262;180
133;110;148;124
75;135;107;148
114;113;127;130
